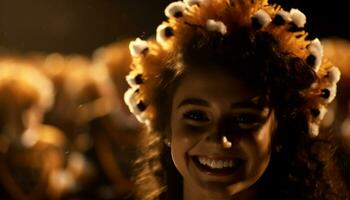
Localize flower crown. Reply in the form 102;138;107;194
124;0;340;137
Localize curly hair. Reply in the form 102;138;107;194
126;0;348;199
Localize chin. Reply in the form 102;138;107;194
197;180;251;198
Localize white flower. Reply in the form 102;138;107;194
124;87;138;111
290;8;306;28
309;122;319;137
135;112;149;124
326;84;337;104
156;24;173;44
206;19;227;35
165;1;186;18
253;9;272;28
126;72;143;87
309;38;323;55
184;0;203;7
276;9;292;23
129;38;149;57
321;85;337;104
317;106;328;121
309;106;329;138
327;66;341;84
308;38;323;72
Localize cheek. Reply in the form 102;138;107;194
170;112;184;172
170;122;204;175
241;121;273;174
170;111;204;147
170;125;191;176
255;123;273;155
250;116;275;157
170;124;198;157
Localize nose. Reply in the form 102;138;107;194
206;114;239;147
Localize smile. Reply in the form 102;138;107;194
198;156;238;169
192;156;244;176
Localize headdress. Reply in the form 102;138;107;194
125;0;340;137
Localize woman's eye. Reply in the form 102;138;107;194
235;114;264;129
183;110;209;122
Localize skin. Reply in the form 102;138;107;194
170;68;275;200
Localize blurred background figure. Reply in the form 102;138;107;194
322;38;350;151
41;54;109;199
322;38;350;187
0;49;141;199
91;40;142;199
41;53;138;199
92;39;141;132
0;60;68;200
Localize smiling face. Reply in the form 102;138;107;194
170;68;275;199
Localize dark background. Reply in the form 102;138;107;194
0;0;348;56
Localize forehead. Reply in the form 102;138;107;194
173;68;263;104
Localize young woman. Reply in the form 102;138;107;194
124;0;348;199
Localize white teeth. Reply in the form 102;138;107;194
199;157;206;164
210;160;215;168
197;156;237;169
217;160;223;169
223;161;228;167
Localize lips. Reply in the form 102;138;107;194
191;155;244;176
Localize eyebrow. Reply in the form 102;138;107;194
177;98;209;108
230;100;267;110
177;97;268;110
